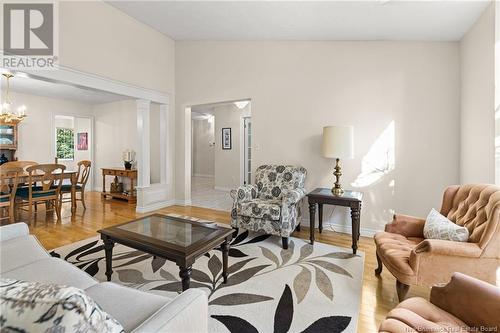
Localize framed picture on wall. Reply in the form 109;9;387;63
77;132;88;150
222;128;232;150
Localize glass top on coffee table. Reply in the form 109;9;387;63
116;214;214;247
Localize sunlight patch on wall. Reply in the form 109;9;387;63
352;121;395;188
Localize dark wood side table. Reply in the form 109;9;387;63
307;188;363;254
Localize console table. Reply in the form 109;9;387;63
101;167;137;204
307;188;363;254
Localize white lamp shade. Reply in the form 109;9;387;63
322;125;354;159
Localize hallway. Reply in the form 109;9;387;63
191;176;233;211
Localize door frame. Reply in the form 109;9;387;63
240;116;252;185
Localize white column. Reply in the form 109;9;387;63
136;99;151;188
160;104;168;185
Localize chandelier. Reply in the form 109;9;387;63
0;73;27;123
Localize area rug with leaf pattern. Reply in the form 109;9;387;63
51;215;364;333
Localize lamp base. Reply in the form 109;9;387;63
331;158;344;196
331;186;344;196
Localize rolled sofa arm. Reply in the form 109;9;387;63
230;185;258;203
0;222;29;242
430;272;500;330
132;289;208;333
414;239;482;258
384;214;426;238
282;188;307;205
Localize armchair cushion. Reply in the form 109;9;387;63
282;188;307;205
374;231;423;281
238;199;281;221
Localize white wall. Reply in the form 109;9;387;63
175;41;460;233
59;1;175;95
212;103;251;190
9;92;93;164
460;3;496;184
192;118;215;177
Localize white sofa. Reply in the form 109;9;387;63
0;223;208;333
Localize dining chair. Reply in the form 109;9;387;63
15;164;66;224
60;160;91;210
0;167;22;224
2;161;38;171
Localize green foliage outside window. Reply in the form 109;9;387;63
56;128;74;160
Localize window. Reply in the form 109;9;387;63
56;127;74;160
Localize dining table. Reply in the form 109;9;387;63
4;170;79;214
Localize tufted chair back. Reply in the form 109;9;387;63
440;184;500;252
254;165;307;200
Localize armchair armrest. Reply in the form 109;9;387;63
384;214;425;238
0;222;29;242
430;272;500;330
282;188;307;205
132;289;208;333
414;239;482;258
230;184;257;203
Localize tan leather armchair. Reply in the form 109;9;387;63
379;272;500;332
374;184;500;301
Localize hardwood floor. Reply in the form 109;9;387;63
19;191;429;333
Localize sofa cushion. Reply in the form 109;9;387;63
0;278;124;333
0;235;50;273
238;199;281;221
374;231;422;277
423;208;469;242
85;282;171;332
379;297;468;333
2;258;98;290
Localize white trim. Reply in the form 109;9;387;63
136;99;151;188
193;173;215;178
15;65;170;104
136;199;175;213
214;186;233;192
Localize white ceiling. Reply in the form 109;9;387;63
108;1;490;41
1;73;131;105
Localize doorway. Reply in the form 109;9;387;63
190;99;251;211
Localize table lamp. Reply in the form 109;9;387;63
322;125;354;195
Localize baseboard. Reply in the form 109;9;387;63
301;216;378;237
193;174;214;178
173;199;192;206
214;186;232;192
136;200;175;213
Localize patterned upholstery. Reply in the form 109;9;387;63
231;165;307;238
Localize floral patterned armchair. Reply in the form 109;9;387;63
230;165;307;249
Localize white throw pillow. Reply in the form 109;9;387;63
423;208;469;242
0;278;124;333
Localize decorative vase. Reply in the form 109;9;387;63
0;154;8;165
124;161;132;170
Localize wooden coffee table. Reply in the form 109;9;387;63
98;214;233;291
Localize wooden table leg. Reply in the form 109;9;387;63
70;173;77;214
318;203;323;233
179;266;192;291
350;205;361;254
103;236;115;281
309;202;316;245
222;239;229;283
